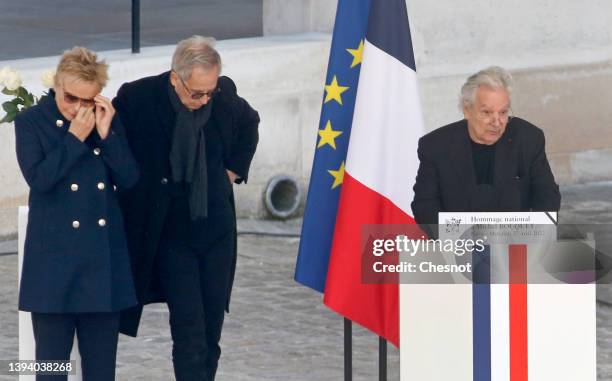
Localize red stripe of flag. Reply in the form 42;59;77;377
509;244;528;381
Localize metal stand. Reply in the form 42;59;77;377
344;319;388;380
379;337;387;381
131;0;141;53
344;318;352;381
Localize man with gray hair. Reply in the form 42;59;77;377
411;66;560;238
112;35;259;380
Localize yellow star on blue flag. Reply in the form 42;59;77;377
324;76;349;105
347;40;364;68
328;162;345;189
317;121;343;149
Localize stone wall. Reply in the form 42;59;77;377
1;0;611;235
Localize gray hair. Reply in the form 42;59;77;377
171;35;222;80
459;66;514;110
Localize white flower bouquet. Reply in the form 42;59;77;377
0;67;55;124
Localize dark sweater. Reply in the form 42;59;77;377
471;140;496;185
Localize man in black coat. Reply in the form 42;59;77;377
112;36;259;381
411;66;560;238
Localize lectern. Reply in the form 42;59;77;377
399;212;596;380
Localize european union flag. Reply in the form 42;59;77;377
294;0;371;292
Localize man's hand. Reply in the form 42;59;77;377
95;95;116;140
227;169;239;184
68;106;95;142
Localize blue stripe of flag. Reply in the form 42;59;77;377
366;0;416;71
472;245;492;381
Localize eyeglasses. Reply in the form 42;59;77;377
61;87;95;108
177;74;220;100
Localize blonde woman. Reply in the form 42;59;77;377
15;47;138;381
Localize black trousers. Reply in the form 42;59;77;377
30;312;120;381
157;209;235;381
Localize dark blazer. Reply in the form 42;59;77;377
112;71;259;336
15;92;139;313
411;117;561;237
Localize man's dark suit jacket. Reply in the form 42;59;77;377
411;117;560;237
112;71;259;336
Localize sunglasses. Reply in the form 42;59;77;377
177;74;220;100
62;88;96;108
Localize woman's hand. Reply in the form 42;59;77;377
227;169;239;183
95;95;116;140
68;106;95;142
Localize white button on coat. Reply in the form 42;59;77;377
93;148;101;156
72;220;80;229
97;182;105;190
56;120;64;127
70;184;78;191
98;219;106;227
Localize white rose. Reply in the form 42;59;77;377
4;69;22;91
40;69;56;88
0;66;10;86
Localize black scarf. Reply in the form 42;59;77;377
167;80;212;220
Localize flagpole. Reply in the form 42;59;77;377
344;318;352;381
379;337;387;381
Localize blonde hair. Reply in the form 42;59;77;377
172;35;221;80
54;47;109;88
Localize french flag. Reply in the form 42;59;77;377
295;0;424;347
